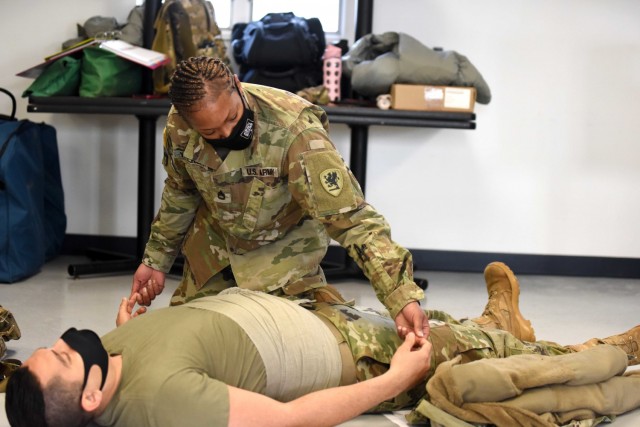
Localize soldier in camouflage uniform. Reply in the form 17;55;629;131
0;305;21;359
8;262;640;426
131;56;428;339
0;305;22;393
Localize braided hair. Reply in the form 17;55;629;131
168;57;235;114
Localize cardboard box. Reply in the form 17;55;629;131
391;84;476;112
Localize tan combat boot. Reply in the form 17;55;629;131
470;262;537;342
567;325;640;366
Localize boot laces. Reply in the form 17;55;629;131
480;291;501;321
611;335;639;355
482;289;519;331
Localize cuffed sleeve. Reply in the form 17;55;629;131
326;204;425;318
286;121;425;316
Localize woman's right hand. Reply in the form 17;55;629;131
130;263;166;306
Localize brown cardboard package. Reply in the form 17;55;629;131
390;84;476;112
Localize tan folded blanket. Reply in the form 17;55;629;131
417;345;640;427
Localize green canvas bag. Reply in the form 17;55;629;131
79;46;142;97
22;56;81;98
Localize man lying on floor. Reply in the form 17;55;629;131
6;262;640;427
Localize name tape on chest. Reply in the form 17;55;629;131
242;167;279;178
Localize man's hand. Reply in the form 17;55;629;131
388;332;432;390
116;295;147;327
131;264;166;307
395;301;430;344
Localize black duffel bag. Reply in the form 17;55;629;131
241;66;322;93
232;12;325;69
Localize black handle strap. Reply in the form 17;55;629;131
0;88;17;121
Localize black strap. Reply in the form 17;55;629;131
0;88;17;121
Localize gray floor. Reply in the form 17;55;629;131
1;256;639;426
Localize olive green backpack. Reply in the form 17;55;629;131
151;0;231;95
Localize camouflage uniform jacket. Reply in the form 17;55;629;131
143;84;423;318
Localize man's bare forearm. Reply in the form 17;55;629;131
227;333;432;427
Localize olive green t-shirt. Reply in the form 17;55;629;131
94;306;265;427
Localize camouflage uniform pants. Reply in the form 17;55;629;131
170;259;237;306
313;304;572;413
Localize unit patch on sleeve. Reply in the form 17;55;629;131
301;150;357;217
320;168;343;196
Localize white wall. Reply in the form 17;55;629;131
2;0;639;259
365;0;640;258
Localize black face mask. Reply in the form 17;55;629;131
60;328;109;390
204;87;255;150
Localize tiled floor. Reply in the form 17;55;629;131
1;256;639;426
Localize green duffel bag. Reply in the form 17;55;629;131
80;46;142;97
22;56;81;97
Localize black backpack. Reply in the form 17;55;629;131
231;12;326;92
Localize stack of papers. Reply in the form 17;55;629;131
17;40;170;78
99;40;170;70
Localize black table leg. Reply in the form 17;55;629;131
67;115;158;277
136;115;157;258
